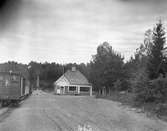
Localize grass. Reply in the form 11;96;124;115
96;91;135;106
96;91;167;122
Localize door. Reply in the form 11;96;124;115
57;88;61;94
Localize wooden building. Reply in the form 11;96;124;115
54;67;92;96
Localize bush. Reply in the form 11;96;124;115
131;68;150;103
132;70;167;103
113;79;122;90
121;80;131;91
149;77;167;103
113;79;130;91
154;103;167;117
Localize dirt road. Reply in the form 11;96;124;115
0;90;166;131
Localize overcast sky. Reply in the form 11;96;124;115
0;0;167;64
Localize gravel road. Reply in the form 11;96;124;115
0;90;166;131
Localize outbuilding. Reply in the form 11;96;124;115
54;67;92;96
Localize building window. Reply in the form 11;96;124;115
69;86;76;91
80;87;89;92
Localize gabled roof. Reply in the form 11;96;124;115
54;75;70;86
63;70;91;86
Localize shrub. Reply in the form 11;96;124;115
131;68;150;103
120;79;131;91
149;77;167;103
113;79;122;90
133;71;167;103
113;79;131;91
153;103;167;118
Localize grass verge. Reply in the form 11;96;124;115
96;91;167;122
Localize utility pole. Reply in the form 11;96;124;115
37;75;39;88
62;62;65;76
36;69;40;89
63;65;64;74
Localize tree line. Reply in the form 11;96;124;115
2;20;167;105
27;62;90;90
90;20;167;104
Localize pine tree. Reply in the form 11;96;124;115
147;20;166;79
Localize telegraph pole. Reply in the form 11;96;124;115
37;75;39;88
36;69;40;89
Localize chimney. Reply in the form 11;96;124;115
72;66;76;72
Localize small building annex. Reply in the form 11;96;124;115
54;67;92;96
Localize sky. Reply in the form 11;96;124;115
0;0;167;64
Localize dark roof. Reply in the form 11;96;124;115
64;70;91;86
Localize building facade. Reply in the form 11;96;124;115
54;67;92;96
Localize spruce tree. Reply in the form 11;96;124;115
147;20;166;79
